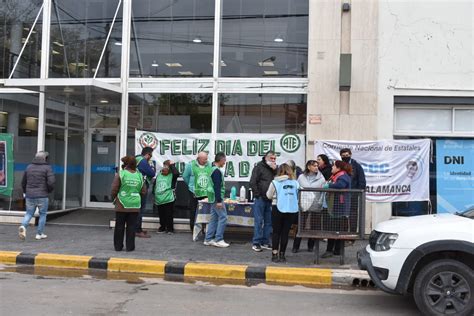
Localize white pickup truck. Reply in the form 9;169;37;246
358;209;474;316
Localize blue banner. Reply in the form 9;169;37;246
436;139;474;213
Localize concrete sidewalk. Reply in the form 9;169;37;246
0;224;370;287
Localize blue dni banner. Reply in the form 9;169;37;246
436;139;474;214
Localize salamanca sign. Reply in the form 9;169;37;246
136;131;306;181
314;139;431;202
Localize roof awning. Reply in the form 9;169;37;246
3;78;121;94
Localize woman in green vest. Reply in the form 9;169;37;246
111;156;146;252
153;160;180;234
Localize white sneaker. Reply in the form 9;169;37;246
203;240;216;246
35;234;47;240
213;240;230;248
18;226;26;240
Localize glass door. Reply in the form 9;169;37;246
86;129;119;208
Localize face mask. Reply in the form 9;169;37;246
341;157;351;163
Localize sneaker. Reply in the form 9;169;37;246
252;244;262;252
35;234;47;240
18;226;26;240
279;253;286;263
156;227;166;234
213;240;230;248
271;252;279;263
321;251;333;258
203;240;216;246
261;244;272;250
167;231;174;235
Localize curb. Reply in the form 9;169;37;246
0;250;369;287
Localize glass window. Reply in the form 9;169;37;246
218;94;306;133
66;129;84;208
128;93;212;150
221;0;308;77
395;108;452;132
130;0;215;77
0;94;39;210
46;96;66;126
454;109;474;132
50;0;122;78
45;126;65;210
0;1;43;78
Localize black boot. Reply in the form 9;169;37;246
271;251;279;263
279;252;286;263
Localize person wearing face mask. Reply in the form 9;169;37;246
339;148;366;245
183;151;212;232
339;148;366;191
249;150;277;252
153;160;180;234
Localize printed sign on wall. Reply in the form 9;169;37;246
436;139;474;214
0;133;14;196
136;131;306;181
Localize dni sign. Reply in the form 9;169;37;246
444;156;464;164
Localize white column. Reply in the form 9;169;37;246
38;0;52;152
211;0;222;135
119;0;132;158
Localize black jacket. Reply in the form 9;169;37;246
319;164;332;181
349;159;366;190
21;156;55;198
249;157;277;200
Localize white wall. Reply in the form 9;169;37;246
375;0;474;223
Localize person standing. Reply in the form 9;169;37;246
135;147;156;238
292;160;326;253
249;150;277;252
111;156;146;252
321;160;352;258
153;160;179;234
266;164;300;262
340;148;366;239
18;151;55;241
203;152;230;248
183;151;212;232
317;154;332;181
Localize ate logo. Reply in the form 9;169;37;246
197;174;209;187
280;134;301;153
156;181;167;192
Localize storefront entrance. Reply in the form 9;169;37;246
86;128;119;208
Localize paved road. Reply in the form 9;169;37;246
0;267;420;316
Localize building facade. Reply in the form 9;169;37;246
0;0;472;230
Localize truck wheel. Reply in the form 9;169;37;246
413;259;473;316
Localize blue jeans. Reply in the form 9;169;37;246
205;203;228;242
252;197;272;246
21;197;49;235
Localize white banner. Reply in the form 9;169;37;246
136;131;306;181
314;139;431;202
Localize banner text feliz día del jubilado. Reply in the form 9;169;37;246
135;131;306;181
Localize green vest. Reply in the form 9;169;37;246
191;160;213;198
118;170;144;209
136;155;153;184
207;166;225;204
154;173;175;205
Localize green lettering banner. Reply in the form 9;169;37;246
136;131;305;181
